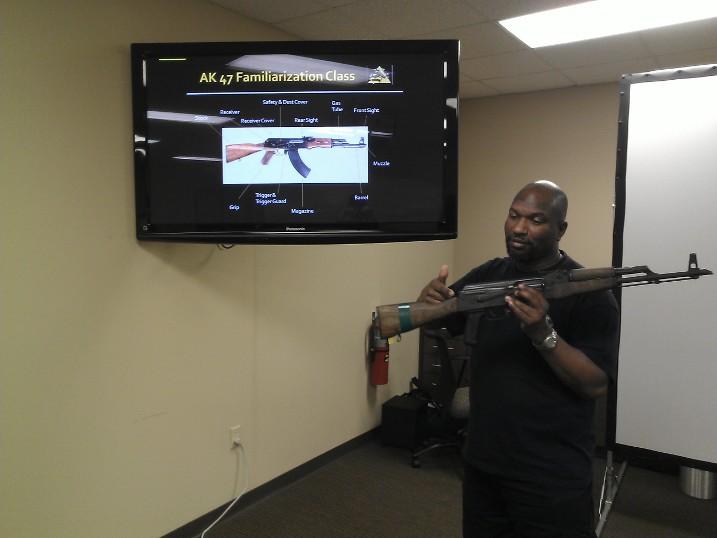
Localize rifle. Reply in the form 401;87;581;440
375;253;712;338
225;136;366;178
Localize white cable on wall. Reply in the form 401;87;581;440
201;441;249;537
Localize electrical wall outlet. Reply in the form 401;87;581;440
230;425;241;446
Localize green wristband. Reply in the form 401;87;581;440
398;304;413;333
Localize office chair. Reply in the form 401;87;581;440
410;328;470;468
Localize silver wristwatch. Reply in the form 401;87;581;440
532;315;558;351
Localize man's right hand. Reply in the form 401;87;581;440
418;264;455;304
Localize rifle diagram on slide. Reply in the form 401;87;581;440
225;136;367;178
374;253;713;338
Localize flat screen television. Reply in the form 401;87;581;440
131;40;459;244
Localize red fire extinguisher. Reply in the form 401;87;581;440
369;313;389;385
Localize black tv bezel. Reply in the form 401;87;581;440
131;40;459;244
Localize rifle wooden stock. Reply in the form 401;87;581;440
225;144;268;163
376;297;458;338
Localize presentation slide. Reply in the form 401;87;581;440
141;51;447;226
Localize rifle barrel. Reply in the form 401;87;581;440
618;268;712;286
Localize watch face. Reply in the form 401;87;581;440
535;328;558;350
545;330;558;349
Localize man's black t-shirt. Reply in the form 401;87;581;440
449;253;619;490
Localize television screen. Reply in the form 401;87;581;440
131;40;458;244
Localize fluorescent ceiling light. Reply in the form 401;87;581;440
499;0;717;48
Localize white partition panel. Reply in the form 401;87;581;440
616;70;717;464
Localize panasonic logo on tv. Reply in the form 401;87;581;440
285;227;306;231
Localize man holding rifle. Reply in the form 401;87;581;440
419;181;618;538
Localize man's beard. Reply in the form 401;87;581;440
506;236;534;260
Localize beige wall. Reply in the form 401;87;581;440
456;84;620;276
1;2;621;537
1;2;452;537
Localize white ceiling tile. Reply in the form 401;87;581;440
536;33;652;69
334;0;488;37
275;9;388;40
640;18;717;56
460;79;500;98
654;49;717;71
210;0;326;23
205;0;717;96
461;49;553;79
562;58;659;86
483;70;573;94
463;0;587;21
409;22;527;59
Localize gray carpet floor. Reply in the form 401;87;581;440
206;439;717;538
